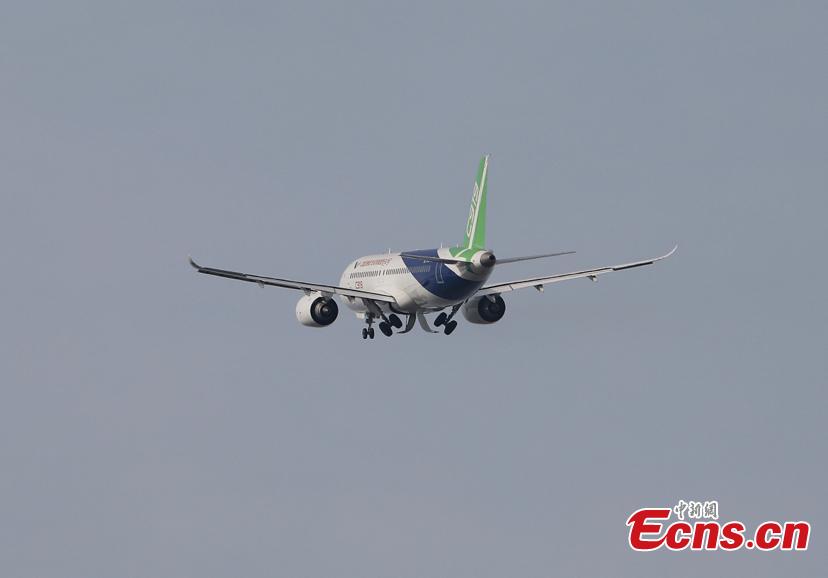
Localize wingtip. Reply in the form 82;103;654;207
188;255;201;270
659;245;678;260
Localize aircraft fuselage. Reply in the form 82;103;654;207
339;248;492;315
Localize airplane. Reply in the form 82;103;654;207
189;155;675;338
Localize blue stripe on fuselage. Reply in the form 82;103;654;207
401;249;483;302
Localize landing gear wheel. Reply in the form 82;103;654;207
378;321;393;337
444;320;458;335
388;313;403;329
368;327;375;339
434;312;447;327
362;328;368;339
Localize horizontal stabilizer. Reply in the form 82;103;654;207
400;250;575;266
496;250;575;264
399;253;468;264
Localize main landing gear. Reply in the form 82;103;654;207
363;313;403;339
377;313;403;337
434;304;462;335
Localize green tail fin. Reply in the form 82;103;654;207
462;154;489;249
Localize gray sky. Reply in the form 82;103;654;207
2;1;826;576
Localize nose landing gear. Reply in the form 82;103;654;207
362;314;377;339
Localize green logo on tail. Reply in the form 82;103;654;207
462;154;489;250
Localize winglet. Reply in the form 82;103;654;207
613;245;677;271
660;245;678;261
188;255;202;270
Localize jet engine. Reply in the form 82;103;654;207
295;293;339;327
462;294;506;324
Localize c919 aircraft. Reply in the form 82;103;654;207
190;155;675;338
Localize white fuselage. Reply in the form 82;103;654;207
338;249;493;316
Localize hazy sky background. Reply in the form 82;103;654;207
2;1;826;576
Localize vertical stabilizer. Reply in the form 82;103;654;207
462;155;489;249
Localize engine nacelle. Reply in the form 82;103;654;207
295;293;339;327
462;294;506;324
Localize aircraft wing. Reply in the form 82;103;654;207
188;257;396;302
476;246;676;296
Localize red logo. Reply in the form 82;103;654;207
627;502;810;551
